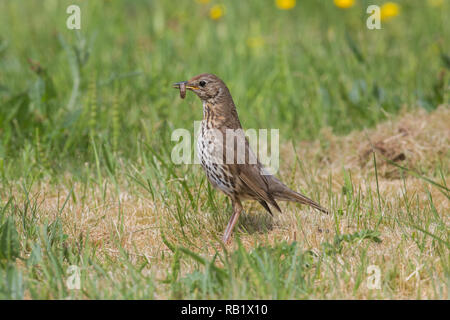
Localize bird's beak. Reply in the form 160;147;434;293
172;81;199;90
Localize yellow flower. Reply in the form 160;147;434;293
276;0;296;10
333;0;355;9
209;4;225;20
427;0;444;7
196;0;210;4
380;2;400;21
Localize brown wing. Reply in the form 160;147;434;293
218;125;327;215
238;165;282;213
222;129;281;212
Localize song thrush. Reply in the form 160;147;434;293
173;73;328;243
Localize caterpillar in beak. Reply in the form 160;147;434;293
179;82;186;99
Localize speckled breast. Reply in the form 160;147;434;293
197;121;235;196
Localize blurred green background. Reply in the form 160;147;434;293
0;0;449;176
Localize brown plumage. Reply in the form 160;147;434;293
173;73;328;243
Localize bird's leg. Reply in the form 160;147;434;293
222;199;242;243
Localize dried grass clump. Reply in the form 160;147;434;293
288;105;449;179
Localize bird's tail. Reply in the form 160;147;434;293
274;188;328;214
268;176;329;214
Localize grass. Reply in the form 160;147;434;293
0;0;449;299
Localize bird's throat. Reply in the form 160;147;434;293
201;98;241;130
202;101;223;128
202;101;211;119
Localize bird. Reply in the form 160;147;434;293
173;73;328;243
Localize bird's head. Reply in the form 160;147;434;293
173;73;229;102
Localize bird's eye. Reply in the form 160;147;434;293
199;80;207;87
